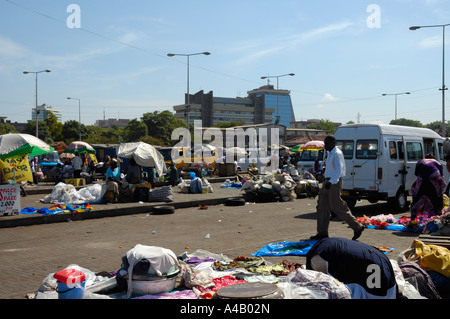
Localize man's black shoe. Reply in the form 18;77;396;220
352;226;364;240
309;234;329;240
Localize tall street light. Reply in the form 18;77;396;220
67;97;81;140
167;52;211;129
23;69;51;138
410;23;450;136
382;92;411;120
260;73;295;123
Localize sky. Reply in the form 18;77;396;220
1;0;450;127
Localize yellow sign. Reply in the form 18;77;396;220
0;155;33;183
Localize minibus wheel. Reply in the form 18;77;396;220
389;189;408;212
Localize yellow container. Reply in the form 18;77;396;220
65;178;86;186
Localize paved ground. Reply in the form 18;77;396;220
0;180;420;299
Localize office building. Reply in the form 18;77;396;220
31;104;62;122
173;84;295;127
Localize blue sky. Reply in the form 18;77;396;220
1;0;450;126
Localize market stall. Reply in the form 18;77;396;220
0;133;53;214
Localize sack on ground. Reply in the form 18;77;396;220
148;186;173;202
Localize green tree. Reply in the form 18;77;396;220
306;119;339;134
390;118;423;127
124;119;148;142
139;135;165;146
23;121;53;143
0;123;18;134
214;120;245;128
424;120;450;133
141;110;186;145
62;120;82;143
83;125;124;144
44;112;63;141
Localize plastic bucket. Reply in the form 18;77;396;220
54;268;86;299
56;280;86;299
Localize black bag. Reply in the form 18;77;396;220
133;187;150;202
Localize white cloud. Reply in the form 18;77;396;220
0;36;27;59
294;21;354;43
419;35;444;48
323;93;339;102
228;21;354;66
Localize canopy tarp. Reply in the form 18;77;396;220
0;133;53;159
290;144;304;153
300;140;324;151
116;142;167;177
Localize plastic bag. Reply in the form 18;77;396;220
278;281;329;299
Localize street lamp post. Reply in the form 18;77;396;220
167;52;211;129
67;97;81;140
382;92;411;120
260;73;295;124
410;24;450;136
23;69;51;138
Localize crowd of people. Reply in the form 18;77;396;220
24;137;450;230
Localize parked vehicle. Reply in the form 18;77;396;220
296;141;326;182
171;145;219;169
333;123;450;211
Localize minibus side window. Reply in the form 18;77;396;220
438;142;445;161
336;140;354;159
398;142;404;160
389;141;397;160
356;140;378;159
424;139;435;157
406;142;423;161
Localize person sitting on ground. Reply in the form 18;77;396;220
61;161;73;179
103;159;121;203
125;158;142;185
168;163;179;186
50;163;63;184
306;237;397;299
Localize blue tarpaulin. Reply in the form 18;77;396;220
252;240;318;257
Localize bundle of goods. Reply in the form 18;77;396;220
241;172;297;202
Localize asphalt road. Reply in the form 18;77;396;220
0;190;419;299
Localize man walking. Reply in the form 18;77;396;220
310;135;364;241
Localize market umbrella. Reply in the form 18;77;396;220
116;142;167;177
300;140;324;151
51;141;67;152
65;141;96;154
60;152;75;160
225;147;248;157
290;144;304;153
0;133;53;159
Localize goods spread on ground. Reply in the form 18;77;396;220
32;237;450;300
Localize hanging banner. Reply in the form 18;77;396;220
0;184;20;215
0;155;33;183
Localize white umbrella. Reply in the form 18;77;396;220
116;142;167;176
225;147;248;157
0;133;53;159
65;141;96;154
